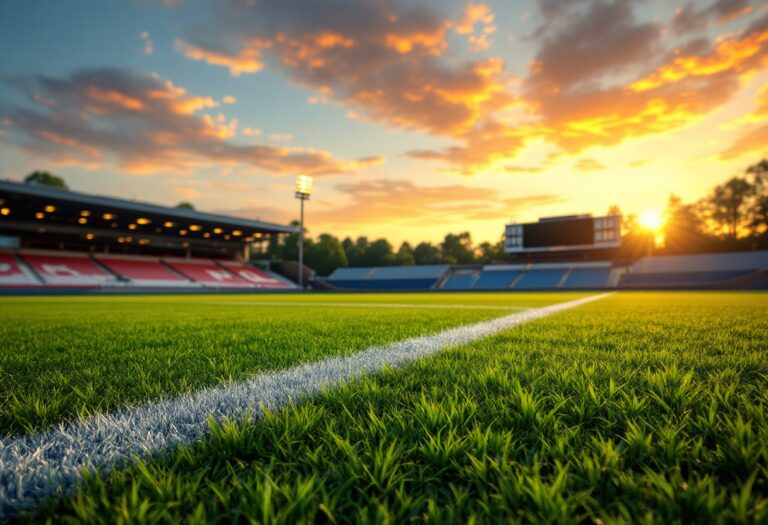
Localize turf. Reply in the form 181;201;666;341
20;291;768;524
0;292;581;437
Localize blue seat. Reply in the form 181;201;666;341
442;274;477;290
513;269;565;289
331;279;438;290
562;268;611;287
622;271;752;286
473;271;520;290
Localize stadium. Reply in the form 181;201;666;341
2;1;768;523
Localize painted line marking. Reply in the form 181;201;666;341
195;300;533;310
0;293;611;520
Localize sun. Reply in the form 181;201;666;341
639;210;663;231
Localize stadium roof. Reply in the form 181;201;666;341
0;179;297;234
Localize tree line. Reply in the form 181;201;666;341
613;159;767;259
258;231;506;277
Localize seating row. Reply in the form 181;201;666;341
0;251;293;289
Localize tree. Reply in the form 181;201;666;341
662;194;709;254
441;232;476;264
24;171;67;189
364;238;396;266
395;242;415;266
413;242;441;265
745;159;768;243
306;233;348;276
701;176;752;240
477;239;504;263
608;205;655;259
342;237;368;267
176;201;196;210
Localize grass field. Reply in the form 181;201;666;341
0;292;583;437
2;291;767;523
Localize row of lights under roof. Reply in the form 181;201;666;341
3;204;271;241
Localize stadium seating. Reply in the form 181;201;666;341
20;251;115;286
442;273;479;290
217;261;295;288
163;259;254;288
513;269;566;289
622;271;753;286
327;265;450;290
0;252;41;286
561;267;612;288
621;251;768;288
473;270;521;290
96;255;198;287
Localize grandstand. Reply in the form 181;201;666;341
326;265;450;290
0;180;297;291
319;253;768;291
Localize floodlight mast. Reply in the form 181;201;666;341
294;175;313;289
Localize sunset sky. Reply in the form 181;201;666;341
1;0;767;245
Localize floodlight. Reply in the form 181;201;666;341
294;175;314;289
295;175;313;200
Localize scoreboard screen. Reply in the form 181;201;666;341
522;218;594;248
504;215;621;254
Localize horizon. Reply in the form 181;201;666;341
1;1;767;246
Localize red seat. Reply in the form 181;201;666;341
217;261;292;288
164;259;254;287
20;252;111;286
0;252;41;286
96;256;189;285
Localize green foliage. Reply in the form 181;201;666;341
19;292;768;523
413;241;442;265
306;233;348;276
23;171;67;189
175;201;195;210
440;232;475;265
395;242;415;266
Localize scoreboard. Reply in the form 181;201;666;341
504;214;621;254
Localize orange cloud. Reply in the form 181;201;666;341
177;0;513;138
310;179;563;227
722;83;768;159
575;158;606;171
456;3;496;52
175;39;267;76
630;30;768;92
6;67;382;176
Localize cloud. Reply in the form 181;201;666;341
672;0;753;34
139;31;153;55
575;158;606;171
222;95;237;104
520;0;768;153
308;179;564;227
721;83;768;159
269;133;293;141
3;67;381;176
176;0;513;138
172;0;768;174
456;3;496;52
243;127;262;136
175;40;266;77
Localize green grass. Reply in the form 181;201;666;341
21;291;768;524
0;292;581;437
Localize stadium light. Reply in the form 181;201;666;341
294;175;313;289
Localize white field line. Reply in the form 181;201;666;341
0;293;611;520
185;300;534;311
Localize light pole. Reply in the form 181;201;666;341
294;175;313;289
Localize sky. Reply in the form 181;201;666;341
0;0;767;246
